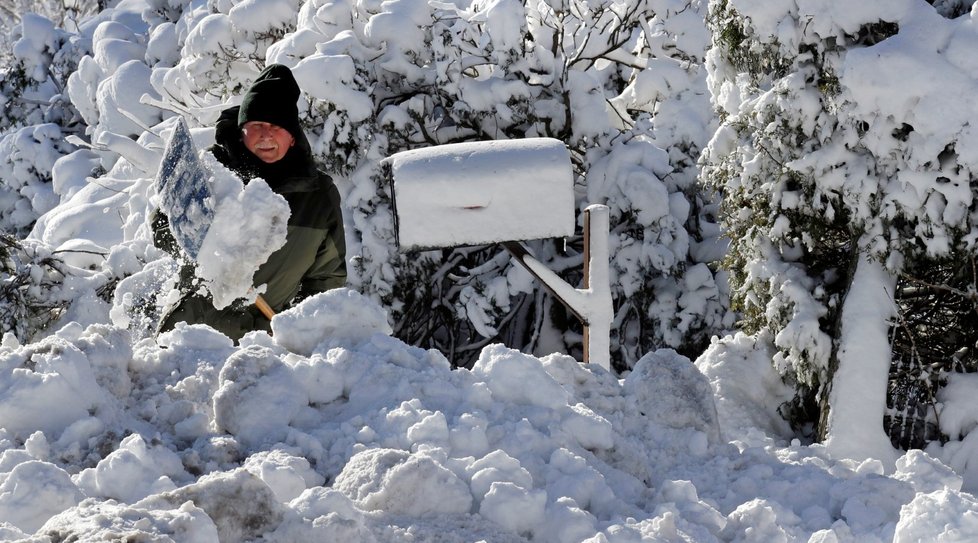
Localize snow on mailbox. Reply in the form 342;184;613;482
389;138;575;251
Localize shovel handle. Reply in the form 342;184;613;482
255;295;276;320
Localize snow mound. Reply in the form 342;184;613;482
271;287;393;355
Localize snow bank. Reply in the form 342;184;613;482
1;289;972;541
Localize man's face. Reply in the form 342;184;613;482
241;121;294;163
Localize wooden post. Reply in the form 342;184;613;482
502;241;587;324
583;208;592;363
583;205;612;370
502;204;612;370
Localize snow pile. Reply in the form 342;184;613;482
3;0;978;541
0;292;975;541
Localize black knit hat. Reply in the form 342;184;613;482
237;64;302;139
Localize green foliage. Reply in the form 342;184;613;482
708;1;792;87
0;234;70;342
705;0;978;442
886;255;978;448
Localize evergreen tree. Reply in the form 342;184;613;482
703;0;978;449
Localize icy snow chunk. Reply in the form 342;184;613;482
192;153;290;310
55;417;105;451
562;402;614;451
135;468;284;542
0;524;28;540
213;345;307;448
542;496;598;543
39;500;219;543
449;412;490;458
333;448;473;516
654;479;726;537
272;288;393;356
624;349;720;445
0;449;33;472
0;338;106;440
468;449;534;504
471;344;570;409
406;410;450;447
290;353;344;404
0;460;83;533
893;450;962;495
244;449;325;503
894;488;978;543
480;481;547;537
25;430;51;460
695;333;795;442
289;486;362;520
74;434;185;503
281;488;376;542
721;498;800;543
545;448;616;515
830;473;915;535
75;324;133;399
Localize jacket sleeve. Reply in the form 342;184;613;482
296;181;347;299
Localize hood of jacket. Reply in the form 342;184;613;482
212;106;319;193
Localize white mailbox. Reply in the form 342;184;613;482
389;138;575;251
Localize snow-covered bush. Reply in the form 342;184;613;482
4;0;734;368
261;0;732;368
703;0;978;445
0;12;90;236
0;124;72;236
0;12;86;132
0;0;734;368
0;234;73;342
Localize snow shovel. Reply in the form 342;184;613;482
155;116;276;320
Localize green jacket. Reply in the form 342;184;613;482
155;108;346;340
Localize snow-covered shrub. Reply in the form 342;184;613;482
0;13;86;132
6;0;732;370
703;0;978;444
150;0;303;108
264;0;731;368
0;234;72;342
0;123;72;236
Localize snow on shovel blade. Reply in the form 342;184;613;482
155;116;214;260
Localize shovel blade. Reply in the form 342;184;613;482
155;117;214;260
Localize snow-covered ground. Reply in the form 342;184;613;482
1;289;976;542
4;0;978;541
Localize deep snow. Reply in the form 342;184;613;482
3;0;978;541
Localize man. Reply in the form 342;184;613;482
155;64;346;340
